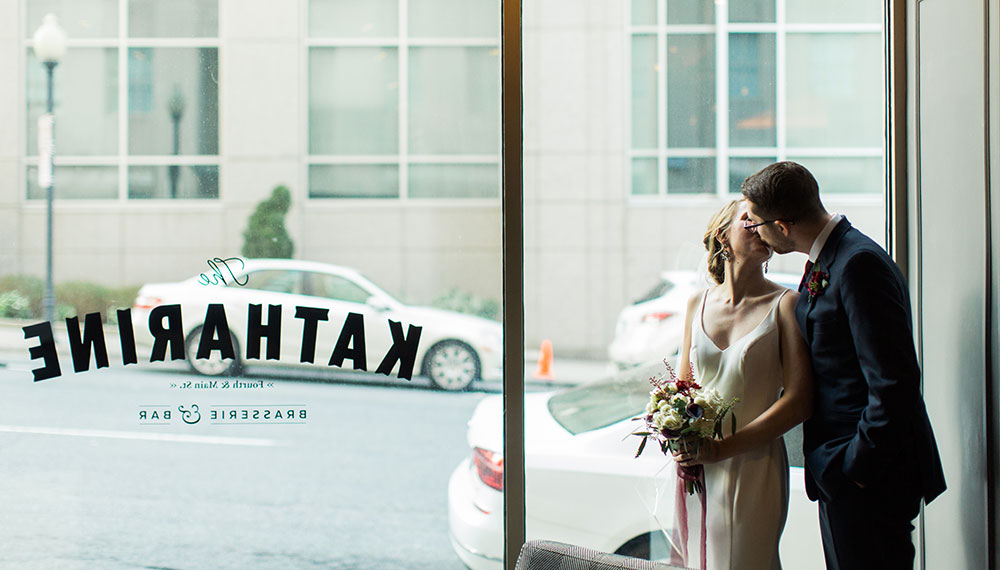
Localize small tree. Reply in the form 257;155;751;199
242;185;294;259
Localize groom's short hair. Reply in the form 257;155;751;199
741;161;825;222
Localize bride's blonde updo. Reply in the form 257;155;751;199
703;199;741;284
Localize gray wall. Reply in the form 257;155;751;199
911;0;997;566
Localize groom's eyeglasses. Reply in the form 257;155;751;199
743;219;793;233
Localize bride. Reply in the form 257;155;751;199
670;199;814;570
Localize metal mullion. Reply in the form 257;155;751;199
715;0;729;199
784;23;882;34
727;23;779;33
399;0;408;200
308;155;402;164
408;37;499;47
305;37;399;47
300;0;311;202
657;0;667;197
124;38;221;48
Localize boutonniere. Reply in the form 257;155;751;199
806;262;830;302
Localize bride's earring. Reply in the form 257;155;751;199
764;259;769;273
721;248;731;262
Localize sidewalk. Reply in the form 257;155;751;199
1;319;611;386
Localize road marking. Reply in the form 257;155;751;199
0;425;278;447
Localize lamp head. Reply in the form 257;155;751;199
32;14;67;64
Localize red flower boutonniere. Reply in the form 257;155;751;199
806;262;830;302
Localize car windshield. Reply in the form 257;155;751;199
632;276;674;305
548;361;663;435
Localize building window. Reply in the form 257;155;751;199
306;0;501;200
628;0;883;198
24;0;220;200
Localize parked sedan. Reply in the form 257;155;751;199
608;270;800;370
447;361;824;568
131;258;502;390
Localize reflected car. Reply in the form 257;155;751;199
131;258;502;390
447;361;823;569
608;271;800;370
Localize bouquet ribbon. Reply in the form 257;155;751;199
675;464;707;570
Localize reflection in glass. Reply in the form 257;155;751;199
667;156;714;194
730;0;775;23
127;48;219;156
27;49;118;156
308;0;398;37
631;35;657;149
309;48;399;155
729;33;776;147
409;48;499;155
409;164;498;198
631;158;658;196
667;34;715;148
309;165;399;198
128;165;218;198
27;165;118;199
667;0;713;25
26;0;119;38
128;0;218;37
729;157;776;194
410;0;498;38
631;0;657;25
786;0;881;24
786;34;882;148
786;157;882;194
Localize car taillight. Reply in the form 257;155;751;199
473;447;503;491
641;311;674;323
133;296;162;310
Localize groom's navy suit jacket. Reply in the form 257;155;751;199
795;218;946;504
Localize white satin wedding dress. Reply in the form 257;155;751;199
676;289;790;570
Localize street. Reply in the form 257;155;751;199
0;363;489;569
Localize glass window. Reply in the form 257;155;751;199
631;157;658;196
786;33;883;148
127;165;219;199
128;0;218;37
730;0;775;23
408;164;499;198
787;0;881;24
667;34;715;148
245;270;303;295
307;273;372;303
409;0;498;38
409;47;499;155
630;35;658;150
27;166;119;200
785;157;883;194
26;0;119;38
26;48;118;157
308;165;399;199
309;48;399;155
127;48;219;156
667;156;714;194
308;0;398;38
729;33;776;148
631;0;656;26
667;0;713;25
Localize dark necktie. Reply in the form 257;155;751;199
799;260;814;291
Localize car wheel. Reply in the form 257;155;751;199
185;326;241;377
423;340;479;391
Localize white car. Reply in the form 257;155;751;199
609;271;800;370
131;258;502;390
447;361;824;569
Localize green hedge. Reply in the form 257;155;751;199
0;275;140;322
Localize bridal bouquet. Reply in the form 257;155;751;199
632;359;738;495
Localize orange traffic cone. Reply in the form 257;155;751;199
534;339;554;380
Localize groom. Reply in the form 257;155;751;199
740;161;945;569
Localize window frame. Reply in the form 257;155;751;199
624;0;884;201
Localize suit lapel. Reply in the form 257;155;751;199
800;218;853;325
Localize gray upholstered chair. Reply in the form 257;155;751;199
514;540;692;570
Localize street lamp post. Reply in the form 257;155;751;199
32;14;67;325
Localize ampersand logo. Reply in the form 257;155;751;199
178;404;201;424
